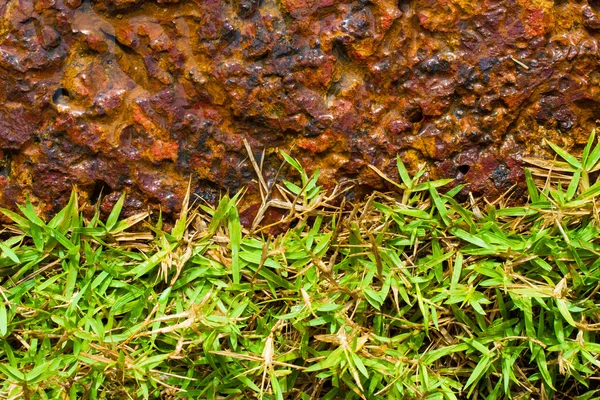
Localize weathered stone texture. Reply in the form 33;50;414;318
1;0;599;217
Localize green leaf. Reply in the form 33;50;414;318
172;181;191;241
413;179;454;192
0;208;29;226
429;185;451;226
577;180;600;201
128;245;175;278
546;140;581;169
351;352;369;378
48;228;76;251
305;347;344;372
566;169;581;200
396;155;412;187
536;349;555;390
105;192;126;231
18;198;46;227
30;222;45;251
281;150;303;174
0;363;25;381
136;354;169;369
0;303;7;336
451;252;463;291
0;242;20;263
450;228;494;250
582;129;596;166
465;355;492;394
229;206;242;283
524;169;539;203
27;361;55;382
389;207;430;219
421;343;470;364
72;226;106;236
208;195;238;235
586;137;600;171
556;298;577;327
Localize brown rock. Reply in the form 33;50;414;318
1;0;600;218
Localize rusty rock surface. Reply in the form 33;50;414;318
1;0;599;218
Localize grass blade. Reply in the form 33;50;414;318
546;140;582;169
106;193;126;232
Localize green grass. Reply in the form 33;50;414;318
2;133;600;399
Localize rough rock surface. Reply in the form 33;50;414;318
1;0;599;218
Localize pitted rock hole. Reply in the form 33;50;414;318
457;165;470;175
52;88;70;106
90;180;112;204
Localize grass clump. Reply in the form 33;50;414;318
2;133;600;399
